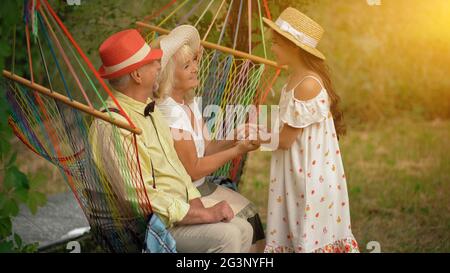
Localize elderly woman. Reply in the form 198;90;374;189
152;25;265;252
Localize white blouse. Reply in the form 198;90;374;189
158;96;206;187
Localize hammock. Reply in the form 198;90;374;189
1;0;280;252
3;0;150;252
136;0;282;183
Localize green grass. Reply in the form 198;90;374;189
240;117;450;252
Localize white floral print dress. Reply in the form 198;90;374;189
264;75;359;253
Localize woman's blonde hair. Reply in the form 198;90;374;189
152;37;196;103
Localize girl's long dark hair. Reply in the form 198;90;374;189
298;48;346;137
274;32;346;137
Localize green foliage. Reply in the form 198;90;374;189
0;88;47;252
0;95;47;252
0;0;41;79
0;0;47;253
0;0;21;73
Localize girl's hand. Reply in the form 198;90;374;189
256;125;270;142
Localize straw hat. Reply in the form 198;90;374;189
263;7;325;60
98;29;162;79
159;25;201;70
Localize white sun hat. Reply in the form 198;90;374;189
159;25;201;70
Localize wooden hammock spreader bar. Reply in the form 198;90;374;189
136;21;286;70
2;70;143;135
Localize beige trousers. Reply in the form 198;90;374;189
169;217;253;253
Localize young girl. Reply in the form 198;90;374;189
262;8;359;253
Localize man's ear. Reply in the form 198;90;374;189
129;69;142;84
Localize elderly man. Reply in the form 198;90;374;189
89;29;256;253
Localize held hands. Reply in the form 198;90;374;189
236;139;261;154
234;123;270;153
235;123;269;142
234;123;259;141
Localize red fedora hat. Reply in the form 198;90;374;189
98;29;163;79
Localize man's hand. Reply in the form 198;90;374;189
208;201;234;223
178;200;233;225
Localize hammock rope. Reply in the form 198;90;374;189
178;0;206;26
194;0;215;28
39;6;110;113
11;25;17;75
247;0;252;54
202;0;226;41
41;0;136;129
257;0;267;58
157;0;190;27
217;0;233;45
39;7;93;108
143;0;177;23
37;12;74;100
232;0;244;50
262;0;272;19
25;24;34;83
